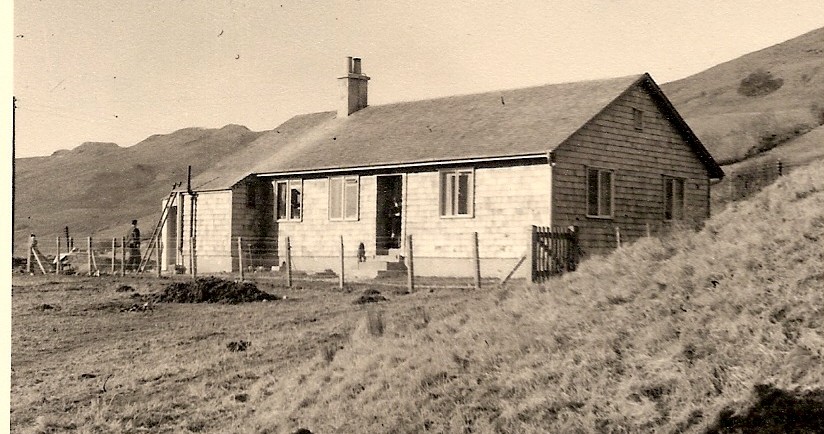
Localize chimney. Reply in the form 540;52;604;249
338;56;370;117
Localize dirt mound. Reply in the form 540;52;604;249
153;277;279;304
227;340;251;352
354;289;388;304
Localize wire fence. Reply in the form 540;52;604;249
17;232;522;291
714;158;803;206
17;221;709;288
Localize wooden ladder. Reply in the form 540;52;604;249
138;184;181;273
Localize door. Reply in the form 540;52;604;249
375;175;403;255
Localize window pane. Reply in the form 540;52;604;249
440;173;448;216
457;173;469;215
290;181;302;220
441;173;456;216
587;169;599;216
664;179;674;220
344;177;359;219
633;108;643;130
329;177;342;220
599;171;612;216
673;179;684;220
276;182;288;220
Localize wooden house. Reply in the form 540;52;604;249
160;57;723;278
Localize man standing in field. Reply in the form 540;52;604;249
126;219;141;272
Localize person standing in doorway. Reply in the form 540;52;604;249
126;220;141;272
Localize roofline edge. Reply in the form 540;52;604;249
254;153;550;178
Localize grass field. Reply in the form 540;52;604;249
12;161;824;433
10;275;484;433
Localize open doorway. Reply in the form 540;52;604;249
376;175;403;255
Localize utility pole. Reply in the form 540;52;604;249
12;97;17;255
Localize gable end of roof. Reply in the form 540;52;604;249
639;74;725;180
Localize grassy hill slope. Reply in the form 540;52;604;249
249;161;824;433
13;125;265;255
663;27;824;164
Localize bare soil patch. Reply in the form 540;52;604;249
152;277;280;304
354;288;388;304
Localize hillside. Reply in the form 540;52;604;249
248;160;824;433
663;27;824;164
13;125;265;255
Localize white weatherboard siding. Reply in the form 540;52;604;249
194;191;233;273
273;164;551;278
276;176;377;270
405;164;551;277
169;191;233;273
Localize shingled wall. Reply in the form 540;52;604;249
551;81;712;257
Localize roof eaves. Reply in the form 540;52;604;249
254;152;550;177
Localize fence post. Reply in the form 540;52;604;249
238;236;244;281
646;222;651;238
121;237;126;276
615;226;622;249
339;236;345;290
26;236;32;274
286;236;292;288
527;225;537;283
111;238;116;274
87;237;92;276
55;237;61;275
472;232;481;290
567;225;579;272
406;234;414;293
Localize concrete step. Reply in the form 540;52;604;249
376;269;408;279
349;256;407;279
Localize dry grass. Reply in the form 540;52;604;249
242;162;824;433
12;162;824;433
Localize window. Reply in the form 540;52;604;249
440;169;473;217
246;182;257;208
664;177;685;220
633;107;644;130
587;168;613;218
276;179;302;221
329;176;360;221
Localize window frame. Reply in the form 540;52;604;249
439;168;475;218
246;182;257;208
586;167;615;219
328;175;360;222
632;107;644;131
275;179;303;222
663;176;686;221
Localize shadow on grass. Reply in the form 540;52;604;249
706;384;824;433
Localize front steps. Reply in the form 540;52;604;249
350;251;407;279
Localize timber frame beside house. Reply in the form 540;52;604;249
160;57;723;279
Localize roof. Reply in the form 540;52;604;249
193;73;722;190
191;112;333;190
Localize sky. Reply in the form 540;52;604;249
10;0;824;158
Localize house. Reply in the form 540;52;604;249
160;57;724;279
